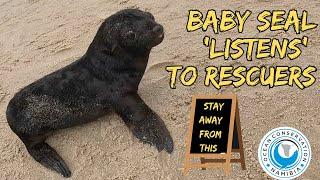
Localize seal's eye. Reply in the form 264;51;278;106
126;30;136;40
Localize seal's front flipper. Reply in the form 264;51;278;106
129;112;174;153
26;142;71;177
114;93;174;153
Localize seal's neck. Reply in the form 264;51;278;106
82;47;150;86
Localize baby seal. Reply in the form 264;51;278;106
6;9;173;177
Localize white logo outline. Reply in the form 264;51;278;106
258;127;312;179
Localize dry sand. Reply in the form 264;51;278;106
0;0;319;179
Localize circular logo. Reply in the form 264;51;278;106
258;127;312;179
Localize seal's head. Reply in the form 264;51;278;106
90;9;164;55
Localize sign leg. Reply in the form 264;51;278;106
224;159;231;176
200;158;206;170
240;150;246;170
236;100;246;170
183;166;189;176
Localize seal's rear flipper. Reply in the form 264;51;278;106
26;142;71;178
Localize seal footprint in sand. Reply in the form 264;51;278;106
6;9;173;178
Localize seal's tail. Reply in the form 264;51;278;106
25;142;71;178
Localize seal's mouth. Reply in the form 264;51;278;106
149;24;164;47
157;32;164;39
153;24;164;37
148;34;163;49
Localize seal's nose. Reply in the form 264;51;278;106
152;25;163;34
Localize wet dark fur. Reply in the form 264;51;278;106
6;9;173;178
